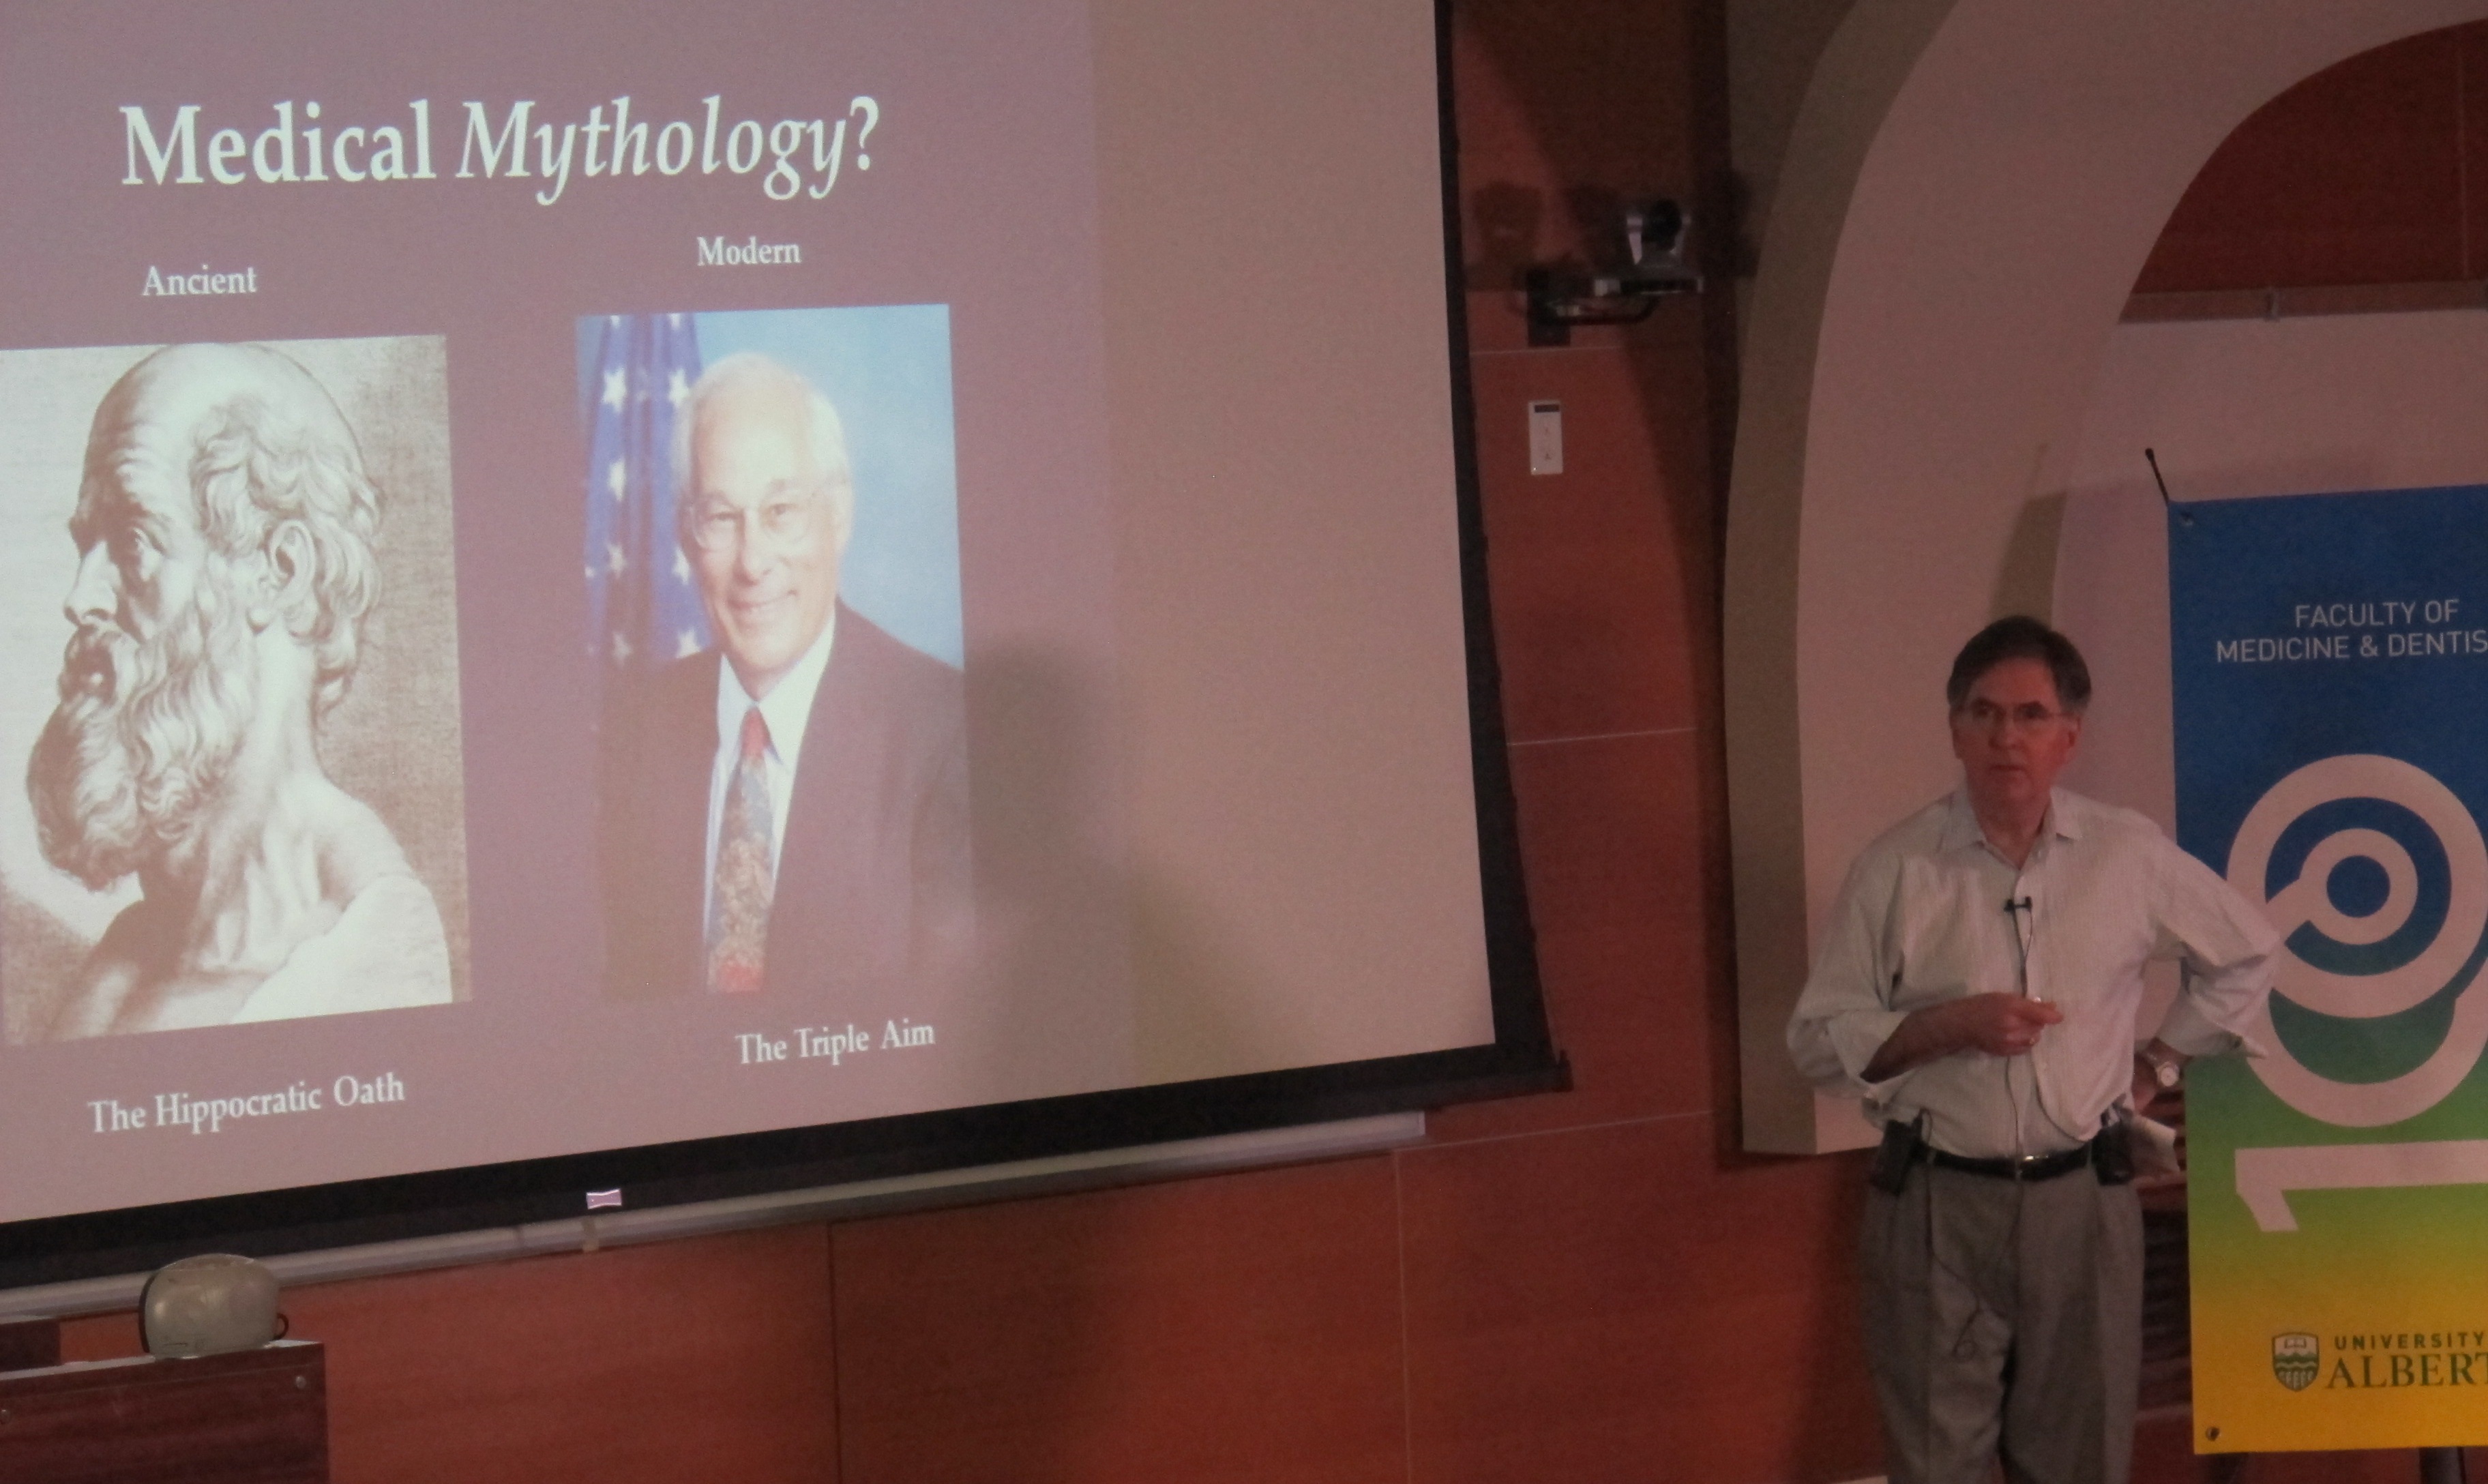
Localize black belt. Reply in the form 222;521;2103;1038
1869;1117;2131;1193
1924;1142;2095;1182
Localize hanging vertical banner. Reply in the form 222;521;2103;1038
2171;485;2488;1454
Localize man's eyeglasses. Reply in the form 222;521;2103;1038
1955;699;2070;736
687;492;826;554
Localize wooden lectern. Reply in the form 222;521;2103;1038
0;1318;327;1483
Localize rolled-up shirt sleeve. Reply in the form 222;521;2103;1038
1788;852;1914;1099
2149;839;2279;1058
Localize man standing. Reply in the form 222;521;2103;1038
1787;617;2275;1484
26;342;452;1037
599;352;970;1003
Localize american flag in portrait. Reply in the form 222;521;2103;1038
584;313;709;707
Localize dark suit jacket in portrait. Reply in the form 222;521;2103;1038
599;602;971;1003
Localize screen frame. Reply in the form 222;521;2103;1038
0;0;1563;1292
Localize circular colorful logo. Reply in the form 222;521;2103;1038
2226;754;2488;1127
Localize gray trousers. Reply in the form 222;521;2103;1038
1861;1163;2144;1484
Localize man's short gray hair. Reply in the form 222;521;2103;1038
670;352;853;552
1946;615;2091;716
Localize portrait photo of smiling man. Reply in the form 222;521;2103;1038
589;310;971;1007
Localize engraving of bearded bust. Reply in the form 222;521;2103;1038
25;342;451;1038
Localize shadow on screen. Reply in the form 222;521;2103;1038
965;651;1134;1099
965;651;1294;1103
947;651;1305;1478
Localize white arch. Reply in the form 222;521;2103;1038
1728;0;2488;1153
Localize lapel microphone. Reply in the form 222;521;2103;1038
2003;896;2035;997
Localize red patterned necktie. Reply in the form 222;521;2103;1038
707;706;775;993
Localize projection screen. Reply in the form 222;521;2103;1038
0;0;1555;1285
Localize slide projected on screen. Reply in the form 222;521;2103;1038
0;0;1513;1250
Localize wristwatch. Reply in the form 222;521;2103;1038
2139;1046;2184;1091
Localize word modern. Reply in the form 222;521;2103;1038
121;94;880;207
698;235;801;267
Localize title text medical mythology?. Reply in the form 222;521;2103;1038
120;95;883;206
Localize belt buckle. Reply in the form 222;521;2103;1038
2009;1152;2049;1181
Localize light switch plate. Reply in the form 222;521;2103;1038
1527;400;1562;475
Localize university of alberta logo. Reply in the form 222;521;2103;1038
2273;1333;2320;1391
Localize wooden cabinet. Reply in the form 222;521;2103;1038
0;1332;325;1484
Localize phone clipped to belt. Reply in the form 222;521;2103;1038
1868;1117;1923;1195
2092;1114;2135;1186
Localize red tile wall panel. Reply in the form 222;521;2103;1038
2137;29;2474;292
67;1228;838;1484
1469;348;1704;743
1430;730;1721;1142
2464;25;2488;278
1400;1118;1881;1484
829;1158;1406;1484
